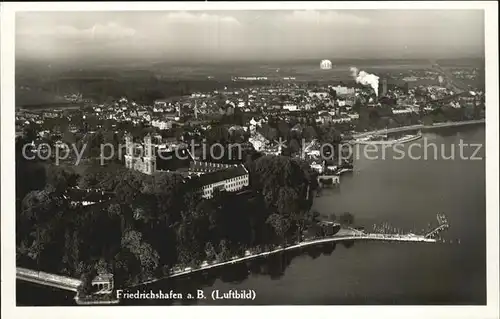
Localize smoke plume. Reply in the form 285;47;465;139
350;66;380;96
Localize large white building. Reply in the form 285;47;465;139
308;91;329;99
154;100;168;108
392;108;414;115
331;117;352;124
331;85;355;96
193;165;250;199
151;119;173;130
282;104;298;111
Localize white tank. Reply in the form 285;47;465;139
320;59;332;70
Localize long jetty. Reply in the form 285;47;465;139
16;227;446;293
130;229;437;288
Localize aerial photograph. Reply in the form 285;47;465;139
12;8;488;306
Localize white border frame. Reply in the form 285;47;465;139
1;2;498;319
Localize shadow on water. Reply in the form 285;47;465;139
122;241;354;305
17;240;357;306
16;281;77;306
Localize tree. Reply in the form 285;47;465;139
114;172;144;205
204;242;217;261
217;239;231;261
277;121;290;139
20;188;65;224
306;210;321;224
22;124;39;142
275;187;300;215
77;172;99;189
353;99;363;113
45;165;76;194
229;129;244;144
96;258;111;275
62;228;81;275
206;125;229;144
113;247;143;285
303;126;317;141
16;131;329;286
174;127;185;141
321;125;342;145
339;212;354;226
16;137;47;201
423;115;434;126
121;230;160;278
62;130;76;145
289;138;301;155
266;213;291;241
329;87;338;99
258;124;277;141
78;268;98;296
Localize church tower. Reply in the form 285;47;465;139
124;133;134;170
143;134;156;175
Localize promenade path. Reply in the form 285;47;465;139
131;228;437;287
17;228;444;291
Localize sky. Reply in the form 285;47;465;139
16;10;485;63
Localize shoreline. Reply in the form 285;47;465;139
352;119;485;139
127;231;436;289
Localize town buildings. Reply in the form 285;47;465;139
123;135;250;198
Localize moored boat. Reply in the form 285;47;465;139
354;132;422;145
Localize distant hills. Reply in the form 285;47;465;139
17;56;485;71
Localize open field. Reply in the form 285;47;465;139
15;57;484;108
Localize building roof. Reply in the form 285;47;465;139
92;274;114;283
156;147;193;171
189;161;233;173
191;165;248;187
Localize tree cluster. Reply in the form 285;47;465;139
16;151;318;289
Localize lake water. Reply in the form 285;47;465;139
192;125;486;305
17;125;486;306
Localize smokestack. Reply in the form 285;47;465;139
350;67;380;97
381;78;388;97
